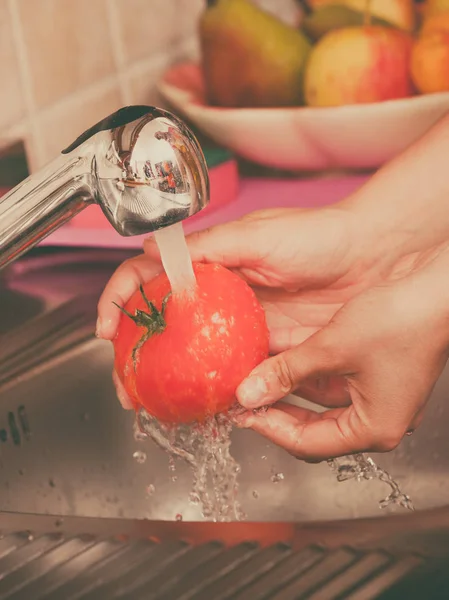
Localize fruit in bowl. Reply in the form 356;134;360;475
199;0;312;108
199;0;418;110
307;0;416;31
304;25;414;106
424;0;449;16
301;4;392;41
411;11;449;94
157;0;449;171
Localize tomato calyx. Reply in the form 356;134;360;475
113;285;171;370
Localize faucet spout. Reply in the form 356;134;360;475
0;106;210;270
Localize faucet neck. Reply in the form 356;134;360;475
0;153;95;270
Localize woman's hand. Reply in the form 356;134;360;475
97;207;431;411
233;244;449;460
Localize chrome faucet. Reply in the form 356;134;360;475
0;106;210;270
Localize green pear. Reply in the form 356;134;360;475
199;0;312;108
301;5;392;41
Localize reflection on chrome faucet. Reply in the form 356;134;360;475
0;106;210;270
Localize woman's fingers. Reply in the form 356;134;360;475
234;391;423;461
144;218;263;269
233;404;360;461
112;369;133;410
268;326;321;354
97;254;162;340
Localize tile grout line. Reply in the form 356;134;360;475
36;46;180;123
37;73;130;123
7;0;44;170
106;0;132;106
115;35;199;82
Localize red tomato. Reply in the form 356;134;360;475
113;262;269;424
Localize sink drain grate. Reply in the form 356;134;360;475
0;530;442;599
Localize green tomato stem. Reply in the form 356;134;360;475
113;286;172;370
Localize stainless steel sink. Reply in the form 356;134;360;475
0;248;447;523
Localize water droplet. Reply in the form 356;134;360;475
26;531;34;542
133;420;148;442
271;472;285;483
133;451;147;464
168;457;176;471
175;513;183;522
48;478;56;488
171;476;178;482
252;406;268;415
261;455;267;460
189;492;200;505
252;490;259;499
55;518;63;527
146;484;155;496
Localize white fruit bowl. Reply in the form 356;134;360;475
158;62;449;172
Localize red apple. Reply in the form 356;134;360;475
304;26;415;107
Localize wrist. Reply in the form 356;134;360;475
339;112;449;265
408;245;449;353
335;192;402;274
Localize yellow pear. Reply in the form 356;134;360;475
199;0;312;108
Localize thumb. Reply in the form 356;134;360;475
237;328;346;409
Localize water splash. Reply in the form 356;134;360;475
134;408;245;522
327;453;414;511
133;450;147;464
133;404;413;520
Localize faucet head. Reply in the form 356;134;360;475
63;106;210;236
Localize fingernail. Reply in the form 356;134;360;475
238;376;268;408
95;317;103;338
231;412;253;428
117;390;133;410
